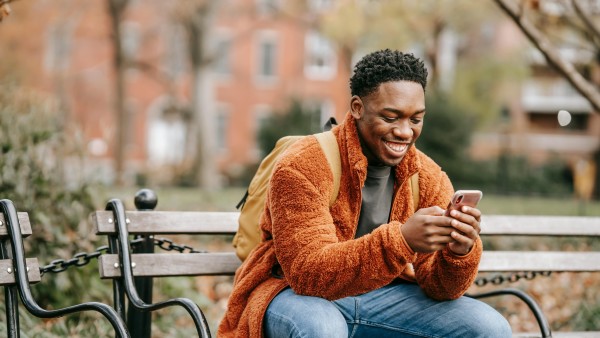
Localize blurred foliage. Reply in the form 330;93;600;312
257;99;322;156
0;81;229;335
318;0;499;55
452;53;530;128
0;80;118;335
417;92;474;183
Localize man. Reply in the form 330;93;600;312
219;49;511;337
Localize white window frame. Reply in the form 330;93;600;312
216;103;230;153
304;31;337;80
213;29;233;79
255;30;279;85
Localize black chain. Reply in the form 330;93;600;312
474;271;552;287
154;237;207;254
40;245;110;276
39;236;204;276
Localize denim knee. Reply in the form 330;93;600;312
264;288;348;338
469;306;513;338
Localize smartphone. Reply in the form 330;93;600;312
445;190;482;216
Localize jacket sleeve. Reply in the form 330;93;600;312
411;165;482;300
267;141;416;300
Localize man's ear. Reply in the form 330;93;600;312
350;95;363;119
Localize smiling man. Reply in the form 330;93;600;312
219;49;511;338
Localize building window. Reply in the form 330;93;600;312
146;97;187;166
121;21;140;60
165;24;187;78
256;0;280;16
256;31;278;83
216;104;230;151
44;23;73;73
214;36;232;76
304;31;337;80
308;0;334;12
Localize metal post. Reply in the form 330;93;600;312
126;189;157;338
1;239;20;338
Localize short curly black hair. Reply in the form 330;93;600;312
349;49;428;97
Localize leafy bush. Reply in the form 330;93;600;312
417;93;477;186
257;99;322;156
0;81;114;334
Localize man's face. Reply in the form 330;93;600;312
351;81;425;167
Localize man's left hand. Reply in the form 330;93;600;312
445;206;481;256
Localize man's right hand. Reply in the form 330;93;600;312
400;206;455;253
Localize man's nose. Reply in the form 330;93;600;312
392;120;412;139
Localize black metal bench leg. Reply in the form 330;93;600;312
1;238;20;338
467;287;552;338
4;286;20;338
127;234;154;338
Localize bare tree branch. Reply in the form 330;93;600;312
493;0;600;112
571;0;600;43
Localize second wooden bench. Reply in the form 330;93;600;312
91;190;600;338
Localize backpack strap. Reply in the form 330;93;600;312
408;172;420;212
314;131;341;207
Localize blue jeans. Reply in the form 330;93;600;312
264;282;512;338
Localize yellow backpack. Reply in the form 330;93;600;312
233;130;341;261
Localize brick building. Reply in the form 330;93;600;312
2;0;598;189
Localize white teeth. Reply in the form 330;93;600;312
384;141;407;153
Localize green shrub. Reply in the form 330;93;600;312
0;81;114;334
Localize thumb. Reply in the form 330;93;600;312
415;206;445;216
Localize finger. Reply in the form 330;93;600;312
461;206;482;222
416;206;445;216
448;210;480;234
450;231;474;250
449;218;480;238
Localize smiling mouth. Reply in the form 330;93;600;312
383;140;410;154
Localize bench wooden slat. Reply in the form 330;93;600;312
479;251;600;272
0;212;33;237
98;253;242;278
481;215;600;236
0;258;41;285
92;212;600;237
92;211;239;235
98;251;600;278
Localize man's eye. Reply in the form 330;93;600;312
383;116;397;122
411;118;423;124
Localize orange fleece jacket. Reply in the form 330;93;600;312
218;114;482;337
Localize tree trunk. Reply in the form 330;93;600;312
190;66;218;189
107;0;128;186
183;1;219;190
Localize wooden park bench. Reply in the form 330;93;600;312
91;189;600;338
0;199;130;338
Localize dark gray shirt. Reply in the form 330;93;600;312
355;165;395;238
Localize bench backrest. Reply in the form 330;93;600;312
91;211;600;278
